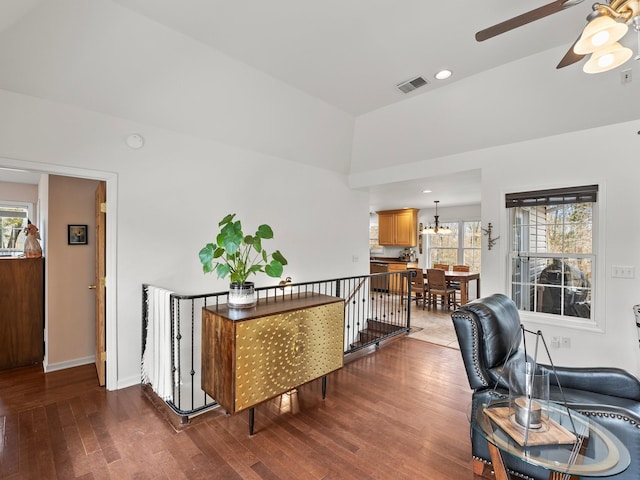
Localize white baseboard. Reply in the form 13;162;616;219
44;355;95;372
42;357;141;391
117;374;142;390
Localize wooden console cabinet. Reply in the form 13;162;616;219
0;257;44;369
202;293;344;432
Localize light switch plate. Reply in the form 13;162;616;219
612;265;635;278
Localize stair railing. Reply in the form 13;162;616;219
142;270;412;423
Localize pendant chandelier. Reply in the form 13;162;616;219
422;200;452;235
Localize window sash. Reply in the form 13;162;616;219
508;194;596;322
428;220;481;271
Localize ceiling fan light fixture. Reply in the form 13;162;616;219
574;14;628;54
583;41;633;73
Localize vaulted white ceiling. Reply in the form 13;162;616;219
112;0;599;115
1;0;638;208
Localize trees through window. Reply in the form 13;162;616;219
507;185;597;320
428;220;481;272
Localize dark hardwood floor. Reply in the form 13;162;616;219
0;337;481;479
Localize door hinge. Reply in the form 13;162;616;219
100;202;107;213
100;351;107;362
100;277;106;288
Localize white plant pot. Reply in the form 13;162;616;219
228;282;257;308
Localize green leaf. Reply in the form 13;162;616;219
272;250;287;266
201;262;214;273
256;224;273;239
265;260;283;278
216;263;230;279
253;236;262;253
219;230;241;254
198;243;215;264
218;213;235;227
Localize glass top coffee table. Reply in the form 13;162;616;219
471;399;630;479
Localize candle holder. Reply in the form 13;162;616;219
509;363;549;432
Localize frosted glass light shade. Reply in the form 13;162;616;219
583;42;633;73
574;15;628;54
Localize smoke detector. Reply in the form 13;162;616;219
396;76;428;94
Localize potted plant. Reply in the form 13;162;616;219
198;213;288;308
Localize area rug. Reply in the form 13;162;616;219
407;312;460;350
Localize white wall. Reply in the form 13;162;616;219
0;86;368;389
352;119;640;375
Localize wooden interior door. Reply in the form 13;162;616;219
94;181;106;386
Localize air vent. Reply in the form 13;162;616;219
396;76;428;94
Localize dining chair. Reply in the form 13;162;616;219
451;265;469;302
433;263;449;270
408;268;427;308
425;268;457;310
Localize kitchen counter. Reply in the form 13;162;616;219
370;257;418;267
370;258;418;294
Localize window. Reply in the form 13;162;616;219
369;214;383;254
428;220;481;271
0;203;31;256
462;221;481;272
507;185;597;321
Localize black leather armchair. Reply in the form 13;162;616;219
451;293;640;480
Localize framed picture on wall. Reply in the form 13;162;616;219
68;224;88;245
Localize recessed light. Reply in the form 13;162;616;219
435;69;452;80
422;189;432;193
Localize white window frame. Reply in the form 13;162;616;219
506;185;603;331
0;201;33;256
427;220;481;271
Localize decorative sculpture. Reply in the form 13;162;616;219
23;220;42;258
482;222;500;250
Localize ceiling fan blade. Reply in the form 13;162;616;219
557;37;585;68
476;0;580;42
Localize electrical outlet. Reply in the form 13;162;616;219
352;255;359;263
621;69;632;84
562;337;571;348
551;336;561;349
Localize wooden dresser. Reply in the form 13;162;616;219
0;257;44;369
201;293;344;433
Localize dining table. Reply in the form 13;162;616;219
444;270;480;305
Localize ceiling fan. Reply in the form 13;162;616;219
476;0;640;73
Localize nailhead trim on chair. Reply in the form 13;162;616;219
472;456;535;480
579;410;640;428
456;312;491;388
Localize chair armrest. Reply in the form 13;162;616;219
541;364;640;401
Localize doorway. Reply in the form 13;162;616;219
0;158;117;389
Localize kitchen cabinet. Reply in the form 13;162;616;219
370;260;418;294
388;263;407;294
370;262;389;291
377;208;418;246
